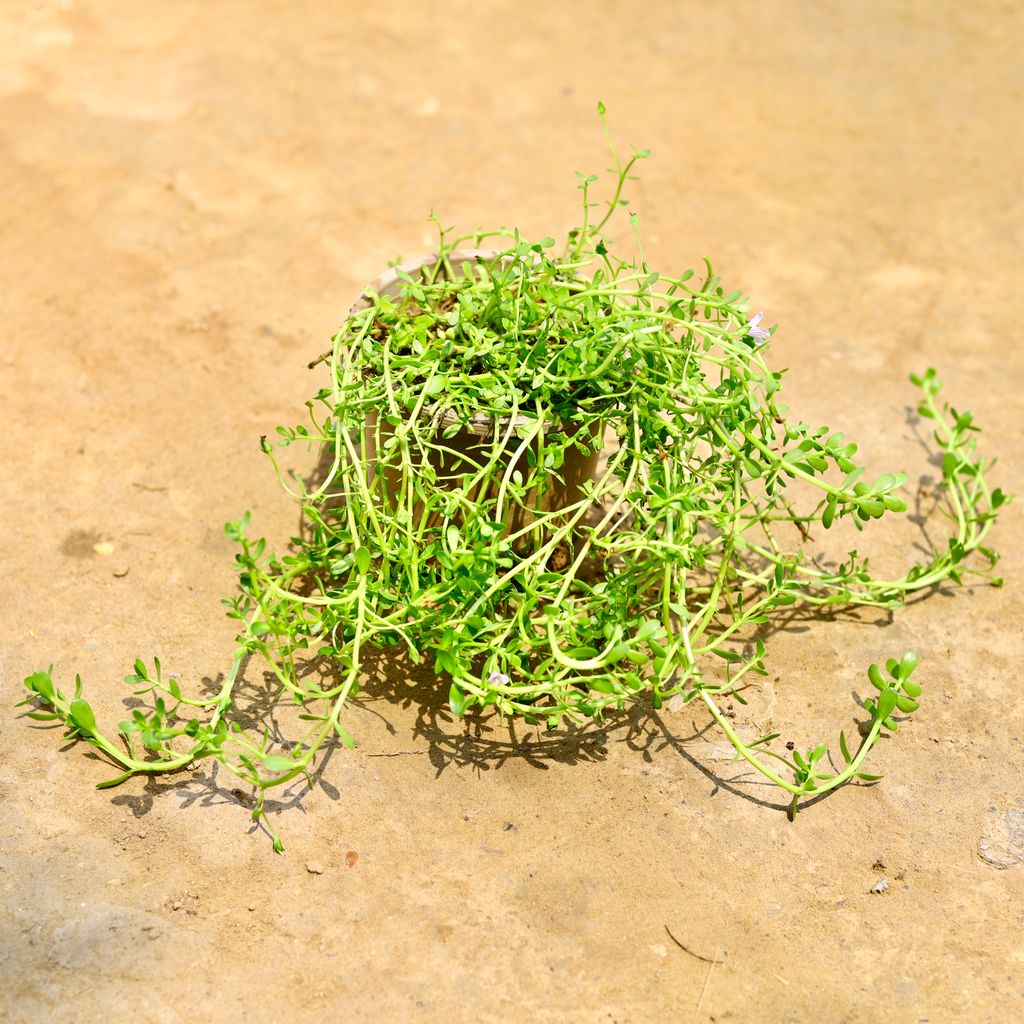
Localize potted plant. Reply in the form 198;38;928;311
21;107;1007;849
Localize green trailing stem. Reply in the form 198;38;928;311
19;106;1007;849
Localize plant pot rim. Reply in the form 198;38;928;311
353;249;576;440
348;248;503;317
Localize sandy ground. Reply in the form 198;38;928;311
2;1;1023;1021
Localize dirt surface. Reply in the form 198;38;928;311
3;2;1023;1021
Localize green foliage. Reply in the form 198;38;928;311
19;108;1008;849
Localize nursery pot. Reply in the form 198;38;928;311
350;251;601;549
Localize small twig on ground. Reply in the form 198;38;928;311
664;924;722;964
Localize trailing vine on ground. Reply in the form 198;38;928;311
21;106;1007;848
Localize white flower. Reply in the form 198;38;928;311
488;670;510;687
745;311;770;343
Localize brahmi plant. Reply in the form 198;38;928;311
21;106;1007;849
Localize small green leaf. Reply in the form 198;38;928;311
69;699;97;736
262;755;295;773
434;649;457;675
822;496;837;530
23;671;55;702
449;682;468;717
876;688;898;721
899;651;919;679
711;647;742;663
867;664;886;691
354;547;371;574
839;730;852;764
606;643;632;664
96;771;136;790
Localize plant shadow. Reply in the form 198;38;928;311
312;644;877;816
66;402;963;834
